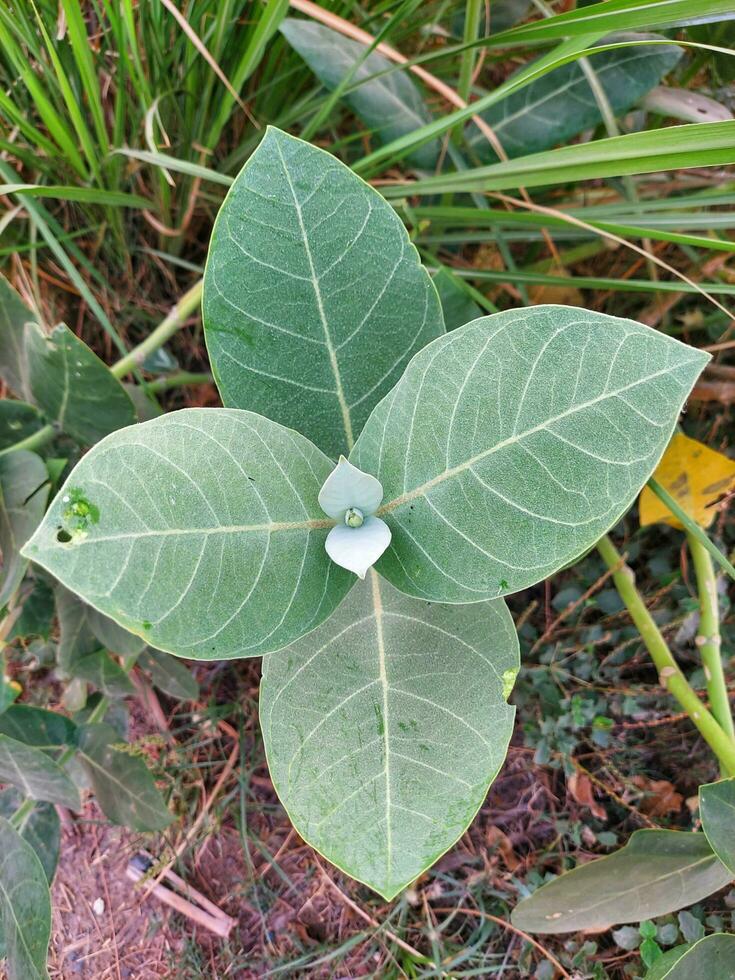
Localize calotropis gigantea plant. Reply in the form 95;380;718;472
23;128;709;899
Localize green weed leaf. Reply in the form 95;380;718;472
280;21;440;168
0;816;51;980
25;322;135;444
77;723;172;831
0;735;80;810
0;451;49;609
511;830;731;933
700;777;735;874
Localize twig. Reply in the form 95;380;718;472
432;906;571;979
314;860;446;974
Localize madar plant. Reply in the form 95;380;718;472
15;128;722;915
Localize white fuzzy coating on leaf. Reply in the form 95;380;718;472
325;517;391;579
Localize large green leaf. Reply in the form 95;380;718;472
24;322;135;445
0;735;80;810
202;127;444;459
0;402;45;451
645;934;735;979
0;273;33;398
77;723;172;831
466;34;681;162
0;816;51;980
0;790;60;885
23;409;352;659
280;20;439;169
262;572;518;900
0;451;49;608
700;777;735;875
511;830;732;934
353;306;709;602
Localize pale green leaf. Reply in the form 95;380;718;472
77;723;172;831
353;306;709;602
0;816;51;980
87;605;146;656
0;273;34;398
511;830;731;934
73;650;135;698
8;579;55;640
0;401;44;451
700;777;735;875
0;451;49;608
0;735;80;810
280;20;440;169
55;584;99;674
24;322;135;444
202;127;444;458
0;790;60;884
645;934;735;979
139;649;199;701
23;409;353;659
466;34;682;162
262;572;518;900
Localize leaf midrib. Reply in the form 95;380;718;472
55;517;335;547
274;137;355;450
370;569;392;880
378;360;694;514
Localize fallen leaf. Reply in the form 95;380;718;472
485;825;521;871
568;772;607;820
639;432;735;529
631;775;683;817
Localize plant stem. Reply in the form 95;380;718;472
110;278;203;379
648;478;735;581
597;534;735;777
687;532;735;769
145;371;213;394
0;423;56;459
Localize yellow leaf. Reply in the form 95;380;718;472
639;432;735;529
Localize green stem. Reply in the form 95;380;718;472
110;279;203;380
648;478;735;582
0;422;56;459
687;532;735;767
597;534;735;777
145;371;212;394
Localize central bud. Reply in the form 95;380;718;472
344;507;364;528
